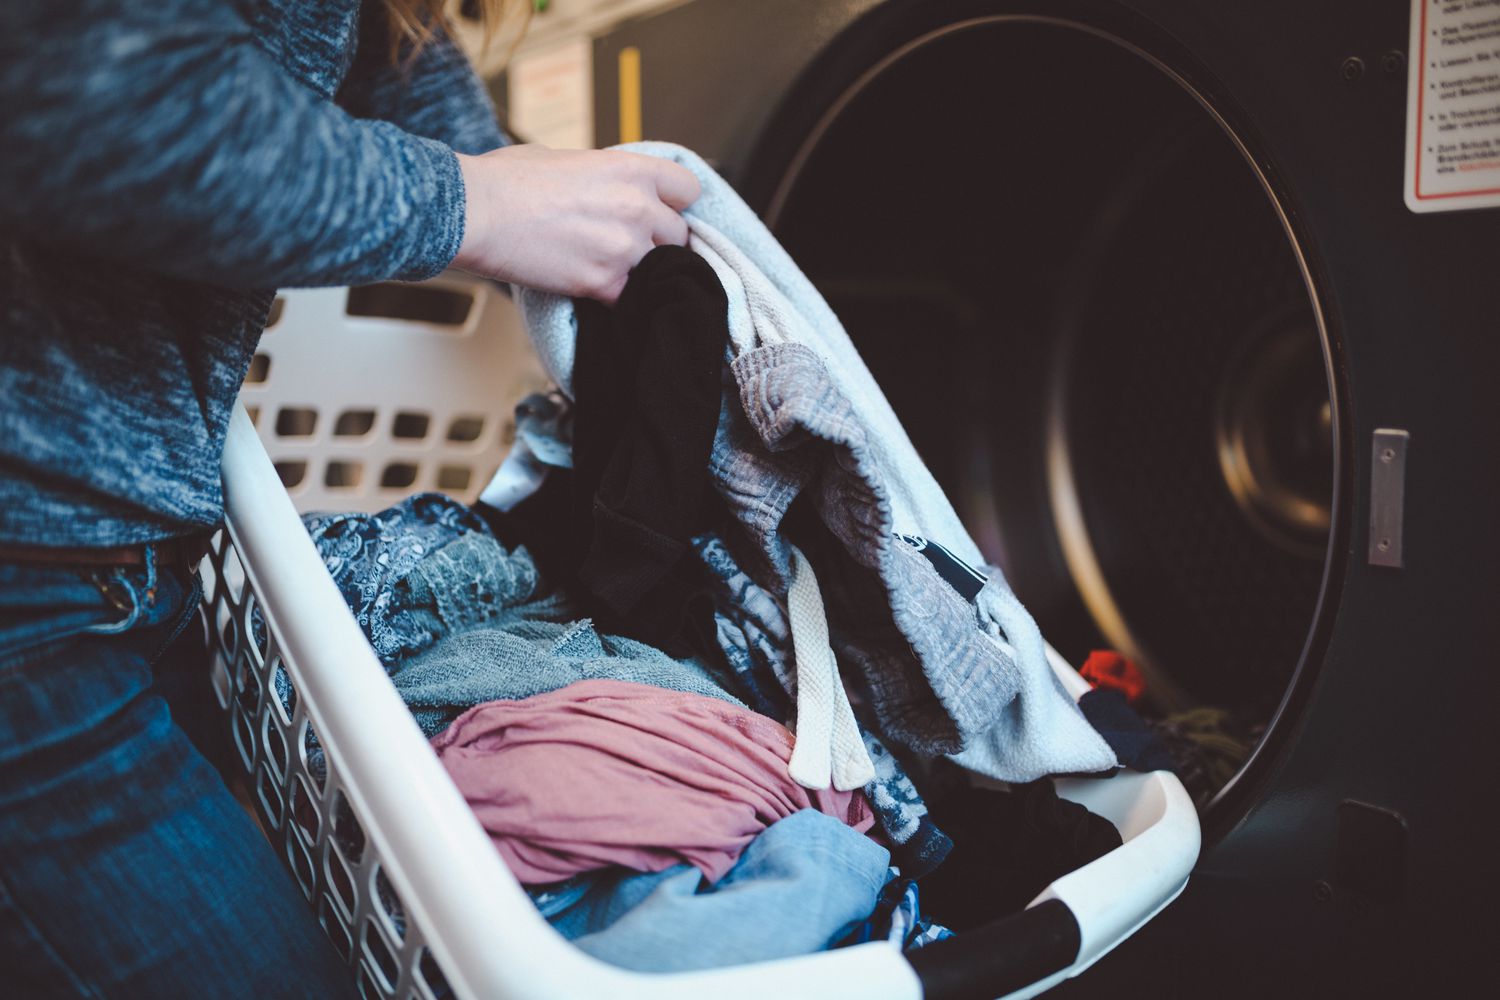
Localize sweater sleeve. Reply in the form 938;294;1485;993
337;8;511;156
0;0;466;289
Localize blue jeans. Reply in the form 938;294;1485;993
0;553;354;999
546;809;891;972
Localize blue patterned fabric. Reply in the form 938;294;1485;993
692;534;796;720
839;870;954;952
300;493;742;738
303;493;498;665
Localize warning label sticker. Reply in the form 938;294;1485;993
1406;0;1500;212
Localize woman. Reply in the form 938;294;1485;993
0;2;698;996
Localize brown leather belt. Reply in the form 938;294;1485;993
0;531;215;570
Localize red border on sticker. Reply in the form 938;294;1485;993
1414;0;1500;200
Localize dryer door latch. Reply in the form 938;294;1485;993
1369;429;1409;568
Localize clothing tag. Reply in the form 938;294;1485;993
894;534;987;603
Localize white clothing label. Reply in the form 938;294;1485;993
508;38;595;150
1406;0;1500;212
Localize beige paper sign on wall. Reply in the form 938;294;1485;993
508;37;595;150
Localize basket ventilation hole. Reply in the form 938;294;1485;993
290;775;320;842
219;544;247;602
327;842;357;915
256;765;283;829
418;948;451;998
436;466;471;491
232;711;255;773
302;720;326;792
334;410;377;437
355;965;383;1000
271;658;297;720
373;865;406;941
247;597;270;661
363;920;400;991
446;415;485;443
333;790;367;862
246;406;260;427
275;407;318;438
265;296;285;329
287;835;316;901
235;660;261;716
246;353;271;384
264;719;288;777
326;461;364;489
346;282;474;326
220;614;238;657
392;412;430;440
318;897;353;963
380;463;419;490
274;461;308;489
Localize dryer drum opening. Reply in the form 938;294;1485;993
763;13;1341;809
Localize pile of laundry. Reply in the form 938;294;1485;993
1075;650;1257;808
300;144;1175;971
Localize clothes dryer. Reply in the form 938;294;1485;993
567;1;1498;992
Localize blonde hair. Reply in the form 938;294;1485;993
382;0;529;62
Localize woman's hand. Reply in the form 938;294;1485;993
452;144;700;304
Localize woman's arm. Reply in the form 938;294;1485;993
333;12;704;304
0;0;699;302
336;8;509;156
0;0;465;289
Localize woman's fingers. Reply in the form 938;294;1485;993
651;202;690;247
651;159;701;211
452;145;701;304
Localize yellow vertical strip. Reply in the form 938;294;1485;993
618;46;643;143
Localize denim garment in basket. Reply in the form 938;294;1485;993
303;494;742;737
0;557;354;999
545;809;889;972
0;1;505;548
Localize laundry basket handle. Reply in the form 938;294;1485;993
905;899;1080;1000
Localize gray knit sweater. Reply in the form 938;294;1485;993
0;0;507;546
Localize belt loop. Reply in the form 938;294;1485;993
142;542;159;603
82;566;144;636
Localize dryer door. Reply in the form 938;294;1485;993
755;12;1344;820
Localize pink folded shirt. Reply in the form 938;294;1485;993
431;678;876;884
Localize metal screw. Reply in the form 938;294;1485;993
1314;880;1335;903
1381;50;1406;75
1378;538;1391;551
1382;448;1395;462
1341;56;1365;82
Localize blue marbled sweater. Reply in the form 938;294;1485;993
0;0;507;546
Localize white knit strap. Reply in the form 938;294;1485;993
786;544;876;792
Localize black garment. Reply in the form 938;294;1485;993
919;781;1123;931
1077;688;1179;775
496;246;730;655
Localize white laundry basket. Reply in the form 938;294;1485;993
201;277;1200;1000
